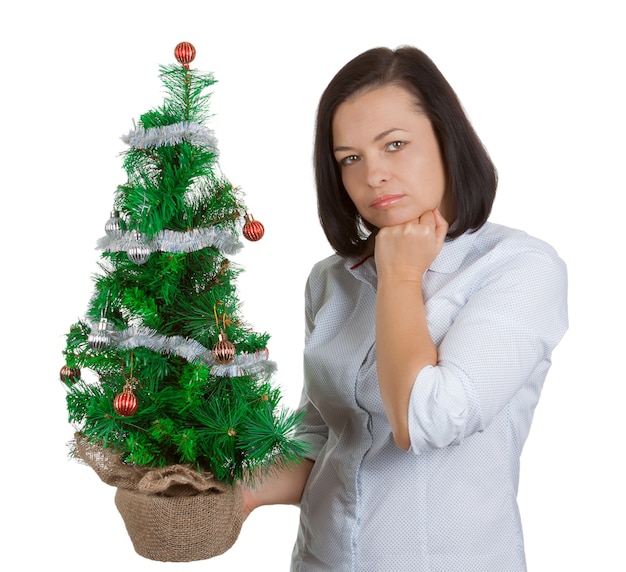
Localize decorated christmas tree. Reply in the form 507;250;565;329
60;42;307;562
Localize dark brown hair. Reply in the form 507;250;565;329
314;46;498;257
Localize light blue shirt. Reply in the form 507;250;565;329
291;222;568;572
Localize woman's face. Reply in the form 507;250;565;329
332;84;452;229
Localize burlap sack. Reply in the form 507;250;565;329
72;435;244;562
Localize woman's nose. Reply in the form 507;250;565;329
365;157;391;188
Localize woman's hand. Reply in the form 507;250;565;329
374;208;448;281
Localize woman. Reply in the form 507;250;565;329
243;46;568;572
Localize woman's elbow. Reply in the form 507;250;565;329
392;428;411;451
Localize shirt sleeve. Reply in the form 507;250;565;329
407;246;568;454
294;387;329;461
293;266;330;461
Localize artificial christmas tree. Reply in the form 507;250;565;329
60;42;307;562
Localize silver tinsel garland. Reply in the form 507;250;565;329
97;226;243;256
87;320;276;378
121;121;219;152
94;122;263;376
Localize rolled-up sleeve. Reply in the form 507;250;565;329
408;363;470;453
407;246;568;454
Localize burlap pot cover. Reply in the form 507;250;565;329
72;435;244;562
115;484;243;562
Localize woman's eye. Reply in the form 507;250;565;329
340;155;360;166
386;141;405;152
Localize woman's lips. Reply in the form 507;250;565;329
369;194;404;209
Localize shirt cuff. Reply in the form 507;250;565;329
407;364;469;454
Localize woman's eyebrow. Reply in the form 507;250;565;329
373;127;405;142
334;128;406;153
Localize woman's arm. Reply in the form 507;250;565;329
242;458;315;519
374;209;448;450
376;214;568;453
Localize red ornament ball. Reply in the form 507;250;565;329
213;333;236;365
114;388;139;417
174;42;196;68
60;365;81;384
243;214;265;241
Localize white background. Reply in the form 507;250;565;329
1;1;624;570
